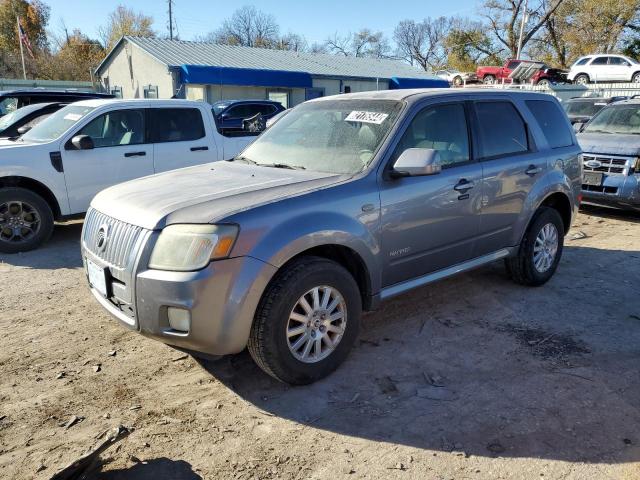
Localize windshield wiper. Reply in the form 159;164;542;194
232;155;258;165
262;163;306;170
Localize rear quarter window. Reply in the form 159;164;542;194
526;100;573;149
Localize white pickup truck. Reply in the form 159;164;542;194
0;99;258;253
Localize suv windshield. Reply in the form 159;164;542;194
564;100;608;117
583;104;640;135
21;104;95;143
237;99;403;174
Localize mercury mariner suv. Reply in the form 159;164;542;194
82;89;582;385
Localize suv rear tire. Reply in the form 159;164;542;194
632;72;640;84
505;207;564;287
248;256;361;385
0;188;54;253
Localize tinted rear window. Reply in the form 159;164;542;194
148;108;205;143
526;100;573;149
475;101;528;158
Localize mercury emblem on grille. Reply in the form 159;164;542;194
96;224;110;253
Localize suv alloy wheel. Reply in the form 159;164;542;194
248;256;361;385
574;74;590;85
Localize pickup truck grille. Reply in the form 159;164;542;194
583;154;632;176
83;208;144;268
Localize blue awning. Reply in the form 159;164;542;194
389;77;449;89
179;65;313;88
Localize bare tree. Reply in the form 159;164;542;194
211;6;280;48
325;29;390;58
274;32;308;52
98;5;155;51
393;17;452;70
481;0;565;58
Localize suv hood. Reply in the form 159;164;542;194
91;161;345;230
577;132;640;157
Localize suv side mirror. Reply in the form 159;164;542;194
17;126;31;135
573;122;585;133
392;148;442;177
70;134;94;150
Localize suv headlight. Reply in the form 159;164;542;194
149;224;239;271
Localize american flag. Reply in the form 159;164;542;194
18;18;35;59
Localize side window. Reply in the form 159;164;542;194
77;109;145;148
148;108;205;143
226;105;252;119
591;57;608;66
475;101;528;158
394;103;470;167
609;57;630;66
526;100;573;149
576;57;591;66
258;104;276;115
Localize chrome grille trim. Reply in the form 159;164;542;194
83;208;145;268
583;154;633;176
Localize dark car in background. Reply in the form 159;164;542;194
563;96;628;126
212;99;285;132
0;102;66;139
0;89;113;118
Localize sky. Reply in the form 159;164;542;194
47;0;479;46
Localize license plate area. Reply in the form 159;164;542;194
87;259;109;297
583;172;603;187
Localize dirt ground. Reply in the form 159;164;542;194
1;206;639;480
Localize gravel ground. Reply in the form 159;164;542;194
0;206;639;480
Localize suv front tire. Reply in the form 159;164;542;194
248;256;361;385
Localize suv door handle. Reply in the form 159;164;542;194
124;151;146;157
190;146;209;152
525;165;542;176
454;179;475;193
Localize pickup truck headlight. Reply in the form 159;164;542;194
149;224;238;271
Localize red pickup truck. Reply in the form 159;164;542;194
476;59;567;86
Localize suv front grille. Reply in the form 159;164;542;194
83;208;144;268
583;154;632;176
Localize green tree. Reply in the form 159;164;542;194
444;18;504;70
0;0;49;77
99;4;154;51
38;29;104;81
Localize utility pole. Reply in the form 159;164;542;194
16;16;26;80
168;0;174;40
516;0;529;59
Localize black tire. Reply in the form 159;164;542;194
483;75;496;85
505;207;564;287
574;74;590;85
0;187;54;253
453;76;463;87
248;256;361;385
632;72;640;84
536;78;550;87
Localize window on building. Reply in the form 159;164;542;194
186;85;206;101
110;86;122;98
394;103;470;167
475;102;529;158
343;86;352;94
526;100;573;149
268;90;289;108
148;108;205;143
144;85;158;99
78;109;145;147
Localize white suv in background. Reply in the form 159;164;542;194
568;54;640;85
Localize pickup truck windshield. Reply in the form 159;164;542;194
21;105;95;143
238;99;403;174
583;105;640;135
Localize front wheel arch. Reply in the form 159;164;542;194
0;176;62;219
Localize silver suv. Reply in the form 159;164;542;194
82;90;582;384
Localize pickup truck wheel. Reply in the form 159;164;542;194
483;75;496;85
248;256;361;385
574;74;590;85
0;188;54;253
505;207;564;286
536;78;550;87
